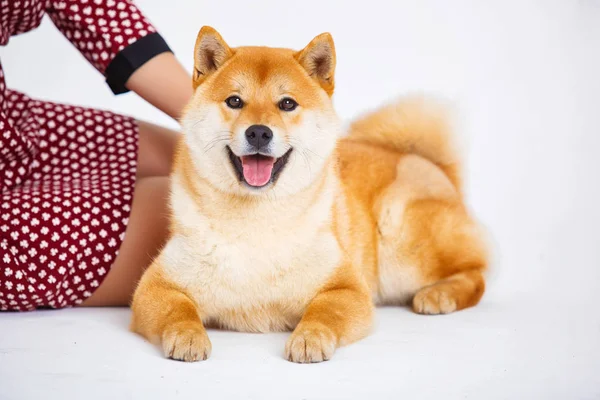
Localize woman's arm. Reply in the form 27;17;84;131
124;52;194;122
45;0;193;122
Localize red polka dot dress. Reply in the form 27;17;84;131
0;0;173;311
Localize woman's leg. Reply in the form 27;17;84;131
81;121;179;307
135;120;180;178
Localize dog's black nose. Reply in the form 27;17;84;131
245;125;273;149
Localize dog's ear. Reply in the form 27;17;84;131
193;26;233;89
295;32;336;96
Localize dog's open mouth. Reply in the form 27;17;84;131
227;147;293;188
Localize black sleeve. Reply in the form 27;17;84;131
104;32;173;95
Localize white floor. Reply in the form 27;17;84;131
1;292;599;400
2;1;600;399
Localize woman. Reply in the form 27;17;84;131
0;0;193;311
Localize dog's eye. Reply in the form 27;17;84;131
279;98;298;112
225;96;244;109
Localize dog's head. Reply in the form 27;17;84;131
180;26;342;197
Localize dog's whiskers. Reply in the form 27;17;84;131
202;131;234;153
287;139;315;181
191;116;207;129
303;147;323;160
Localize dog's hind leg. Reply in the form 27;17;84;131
412;268;485;315
373;154;488;313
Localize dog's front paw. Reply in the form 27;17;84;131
285;323;337;363
162;321;212;362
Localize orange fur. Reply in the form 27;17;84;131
130;26;488;363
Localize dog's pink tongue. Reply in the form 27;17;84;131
241;155;275;187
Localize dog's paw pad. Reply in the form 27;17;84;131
285;324;336;363
162;321;212;362
413;285;458;315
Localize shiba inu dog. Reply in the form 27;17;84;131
130;26;488;363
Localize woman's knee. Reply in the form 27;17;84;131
136;120;181;179
127;176;172;255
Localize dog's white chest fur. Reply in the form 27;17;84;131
160;177;341;333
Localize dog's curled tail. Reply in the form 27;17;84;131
347;95;464;193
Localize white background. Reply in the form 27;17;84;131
1;1;599;399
